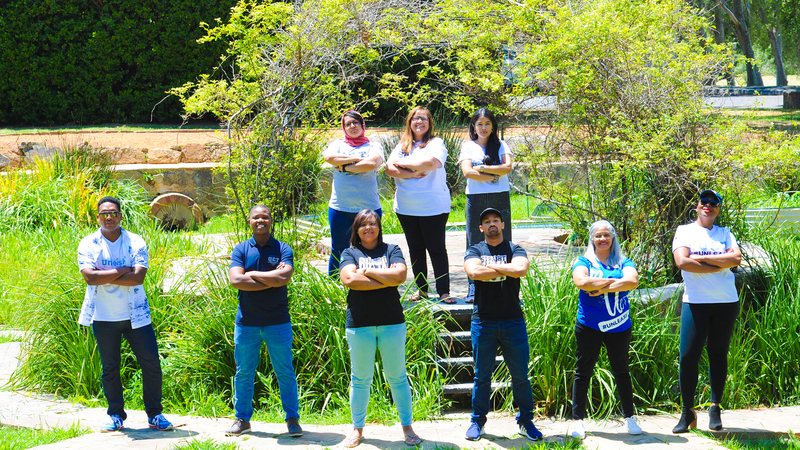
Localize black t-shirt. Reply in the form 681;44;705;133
340;243;406;328
465;240;528;321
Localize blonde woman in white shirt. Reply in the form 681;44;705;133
386;107;453;303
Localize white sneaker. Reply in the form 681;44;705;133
625;416;642;435
570;419;586;440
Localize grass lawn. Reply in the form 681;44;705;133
0;424;90;450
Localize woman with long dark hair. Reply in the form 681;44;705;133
671;189;741;433
570;220;641;439
458;108;513;303
385;106;453;303
339;209;422;448
323;111;385;278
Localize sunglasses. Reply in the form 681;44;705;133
700;200;720;207
99;211;121;218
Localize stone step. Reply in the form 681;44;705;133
437;355;503;384
438;331;472;358
442;381;511;395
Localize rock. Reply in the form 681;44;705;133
0;152;10;168
102;147;147;165
180;143;207;163
206;143;227;162
153;170;193;194
785;91;800;110
147;148;183;164
24;144;62;162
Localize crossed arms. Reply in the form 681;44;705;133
464;255;529;281
340;263;408;291
229;263;294;291
81;266;147;286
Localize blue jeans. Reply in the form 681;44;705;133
346;323;413;428
233;322;299;421
471;318;534;426
91;321;163;420
328;207;382;278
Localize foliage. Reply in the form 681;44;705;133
169;440;241;450
0;423;90;450
0;0;236;125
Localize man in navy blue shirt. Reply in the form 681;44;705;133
463;208;542;442
225;205;302;438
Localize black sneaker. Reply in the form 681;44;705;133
286;417;303;437
225;418;251;436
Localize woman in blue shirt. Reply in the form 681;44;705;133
570;220;640;439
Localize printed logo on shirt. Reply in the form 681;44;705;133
599;309;629;332
100;257;126;267
481;254;507;282
358;256;389;269
268;256;280;265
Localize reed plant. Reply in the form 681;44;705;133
0;423;90;450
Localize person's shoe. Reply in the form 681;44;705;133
464;284;475;303
286;417;303;437
570;419;586;440
672;409;697;433
519;420;543;441
148;414;173;431
465;422;484;441
100;415;123;433
625;416;642;435
225;418;251;436
708;405;723;431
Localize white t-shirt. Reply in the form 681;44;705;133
457;140;512;195
388;137;451;216
672;222;739;304
326;140;384;212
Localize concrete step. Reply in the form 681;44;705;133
438;331;472;358
438;355;503;384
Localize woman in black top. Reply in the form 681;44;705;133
339;209;421;448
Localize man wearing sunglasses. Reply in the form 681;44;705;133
77;196;173;433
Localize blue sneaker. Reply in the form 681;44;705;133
100;415;123;433
148;414;174;431
465;422;484;441
519;421;543;441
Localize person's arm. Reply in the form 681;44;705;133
229;266;270;291
475;153;513;176
461;159;495;182
485;255;530;278
81;267;133;286
596;266;639;295
248;262;294;288
340;263;389;290
385;160;419;179
358;263;407;286
571;265;614;291
110;266;148;286
341;153;383;173
395;154;442;172
464;258;504;281
690;247;742;269
673;247;727;273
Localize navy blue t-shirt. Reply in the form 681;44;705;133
465;240;528;321
340;243;406;328
230;236;294;327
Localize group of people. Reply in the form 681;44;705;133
76;106;741;445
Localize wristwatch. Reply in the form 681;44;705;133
492;175;499;184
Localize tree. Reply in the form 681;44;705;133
714;0;765;86
755;0;788;86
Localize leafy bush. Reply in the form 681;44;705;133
0;0;236;125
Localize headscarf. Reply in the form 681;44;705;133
342;111;370;147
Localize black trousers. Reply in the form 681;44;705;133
572;322;635;419
396;212;450;295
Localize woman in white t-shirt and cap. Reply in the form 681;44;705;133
458;108;513;303
385;106;453;303
671;189;742;434
323;111;385;279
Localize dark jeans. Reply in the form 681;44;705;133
572;322;634;419
328;207;382;278
465;192;512;289
470;318;534;426
396;212;450;295
92;321;163;420
679;301;740;409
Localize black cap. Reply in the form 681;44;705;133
479;207;503;223
699;189;722;204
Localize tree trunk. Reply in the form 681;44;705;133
796;34;800;74
724;0;764;86
758;6;788;86
713;4;736;86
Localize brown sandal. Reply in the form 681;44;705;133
410;291;428;302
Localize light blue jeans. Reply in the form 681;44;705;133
233;322;299;421
346;323;413;428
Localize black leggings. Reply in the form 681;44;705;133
679;301;740;410
572;322;634;419
396;212;450;295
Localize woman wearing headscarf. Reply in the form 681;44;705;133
323;111;385;278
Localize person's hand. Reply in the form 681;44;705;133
412;170;427;178
356;267;367;275
587;289;604;297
